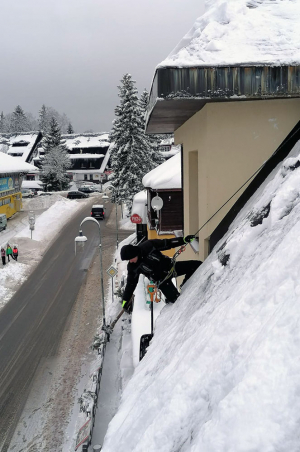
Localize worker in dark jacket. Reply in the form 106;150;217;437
120;236;202;312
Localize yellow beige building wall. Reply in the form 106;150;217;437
175;98;300;262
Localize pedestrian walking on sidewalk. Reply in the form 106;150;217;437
6;244;12;262
1;247;6;265
12;245;18;261
120;236;202;312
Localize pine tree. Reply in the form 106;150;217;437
38;104;48;132
41;117;71;191
42;117;63;154
0;112;5;133
10;105;29;133
38;105;72;134
109;74;161;211
67;122;74;134
139;89;164;167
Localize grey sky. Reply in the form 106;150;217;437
0;0;204;133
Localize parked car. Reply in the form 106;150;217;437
78;187;95;194
91;205;105;220
67;191;89;199
0;214;7;232
21;189;35;198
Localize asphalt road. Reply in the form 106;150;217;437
0;197;131;452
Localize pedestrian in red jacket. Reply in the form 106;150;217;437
12;245;18;261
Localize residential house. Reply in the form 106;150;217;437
146;1;300;262
0;132;42;181
32;133;111;185
142;152;183;257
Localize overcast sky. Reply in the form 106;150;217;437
0;0;205;133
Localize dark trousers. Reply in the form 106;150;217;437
159;260;201;303
2;256;6;265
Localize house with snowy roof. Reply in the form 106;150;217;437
142;152;183;255
0;132;42;163
33;133;111;184
0;152;37;218
146;0;300;262
63;133;111;183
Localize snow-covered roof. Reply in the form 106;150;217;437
159;0;300;68
142;152;181;190
1;133;40;162
62;133;110;150
21;180;43;189
131;190;147;223
68;154;104;159
99;143;113;173
0;152;37;173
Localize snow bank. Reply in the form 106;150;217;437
16;197;83;242
101;140;300;451
160;0;300;67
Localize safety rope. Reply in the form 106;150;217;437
191;123;300;239
158;122;300;287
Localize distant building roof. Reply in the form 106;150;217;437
0;133;41;162
62;133;110;150
0;152;37;173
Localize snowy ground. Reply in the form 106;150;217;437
98;144;300;450
2;189;140;452
0;193;92;312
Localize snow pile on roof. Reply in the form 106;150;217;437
101;141;300;451
142;152;181;189
159;0;300;67
62;133;110;150
131;190;147;223
5;133;39;161
0;152;37;173
21;180;43;190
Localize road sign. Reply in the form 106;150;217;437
130;213;142;224
106;265;118;278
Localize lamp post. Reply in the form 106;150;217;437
75;217;106;326
102;185;119;249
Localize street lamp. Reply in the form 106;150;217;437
102;185;119;249
75;217;106;326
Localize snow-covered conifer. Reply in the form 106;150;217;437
0;112;5;133
67;122;74;134
139;89;164;167
10;105;29;133
41;117;71;191
110;74;162;211
38;104;48;132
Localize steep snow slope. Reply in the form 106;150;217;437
101;141;300;452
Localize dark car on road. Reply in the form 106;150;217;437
78;187;95;194
67;191;89;199
91;205;105;220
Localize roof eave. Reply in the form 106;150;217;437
146;65;300;133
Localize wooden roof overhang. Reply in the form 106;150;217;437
146;65;300;134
